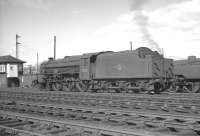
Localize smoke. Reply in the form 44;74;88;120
133;11;162;53
129;0;191;53
129;0;161;53
130;0;147;11
130;0;191;11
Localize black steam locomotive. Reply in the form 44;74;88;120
33;47;176;93
33;47;200;93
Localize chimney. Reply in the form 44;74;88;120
54;36;56;60
130;41;133;51
188;56;196;61
48;57;54;61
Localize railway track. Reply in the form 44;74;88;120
2;88;200;100
0;111;166;136
1;89;200;104
1;90;200;116
0;88;200;135
0;100;200;136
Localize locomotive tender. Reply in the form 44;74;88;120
36;47;174;93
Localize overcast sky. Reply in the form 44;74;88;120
0;0;200;65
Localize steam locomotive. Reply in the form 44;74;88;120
34;47;179;93
173;56;200;93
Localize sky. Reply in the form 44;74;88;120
0;0;200;65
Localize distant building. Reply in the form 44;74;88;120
0;55;26;87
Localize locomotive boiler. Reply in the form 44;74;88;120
36;47;174;93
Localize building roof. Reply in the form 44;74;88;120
0;55;26;64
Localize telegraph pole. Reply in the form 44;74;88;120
54;36;56;60
16;34;21;59
37;52;39;74
37;52;39;81
130;41;133;51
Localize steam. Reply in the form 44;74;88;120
130;0;147;11
130;0;191;53
130;0;162;53
134;11;162;53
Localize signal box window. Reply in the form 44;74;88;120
0;65;5;73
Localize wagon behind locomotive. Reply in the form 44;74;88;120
174;56;200;92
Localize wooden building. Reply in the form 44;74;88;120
0;55;25;87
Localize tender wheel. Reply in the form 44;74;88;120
52;82;63;91
192;82;200;93
76;82;88;92
46;82;53;91
63;84;70;91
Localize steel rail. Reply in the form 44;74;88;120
0;100;199;135
1;89;200;100
0;111;177;136
1;100;199;121
0;125;45;136
1;93;199;116
1;91;200;107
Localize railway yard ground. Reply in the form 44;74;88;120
0;87;200;136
